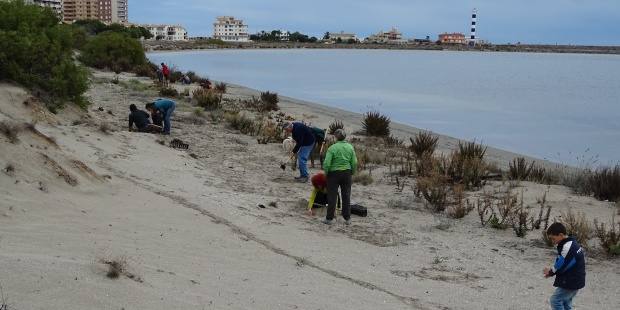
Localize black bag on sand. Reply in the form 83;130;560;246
350;204;367;217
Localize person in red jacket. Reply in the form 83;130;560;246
161;63;170;86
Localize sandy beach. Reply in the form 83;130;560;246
0;70;618;310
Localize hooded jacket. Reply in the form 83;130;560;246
549;237;586;290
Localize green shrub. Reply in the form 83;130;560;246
193;89;221;110
362;110;390;137
133;63;157;78
225;112;256;135
410;131;438;158
80;31;146;72
0;1;89;107
159;86;178;98
186;71;201;83
169;67;183;83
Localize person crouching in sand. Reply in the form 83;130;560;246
128;104;161;133
322;129;357;225
544;222;586;310
307;172;340;215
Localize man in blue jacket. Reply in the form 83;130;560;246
284;122;315;182
544;223;586;310
147;98;176;135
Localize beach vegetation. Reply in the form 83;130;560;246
225;112;256;135
560;209;592;248
185;71;200;83
384;135;404;147
446;185;473;219
215;82;227;93
133;62;158;79
352;172;374;185
80;31;147;73
256;120;285;144
158;86;179;98
410;131;439;158
0;121;21;144
72;19;152;39
260;91;279;111
588;166;620;202
362;110;391;137
0;1;89;108
193;89;221;110
509;157;534;181
594;216;620;256
416;174;450;213
328;120;344;135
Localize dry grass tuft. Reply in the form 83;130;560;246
214;82;227;93
98;122;112;134
0;121;21;144
589;166;620;202
362;110;390;137
193;88;222;110
560;209;592;248
416;174;450;213
328;120;344;135
352;172;374;185
3;163;15;176
410;131;439;158
593;216;620;256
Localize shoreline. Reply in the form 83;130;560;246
224;81;560;170
143;40;620;55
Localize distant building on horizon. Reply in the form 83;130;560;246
365;27;406;44
62;0;128;24
328;31;358;43
143;24;188;41
438;32;466;44
213;16;249;42
24;0;63;17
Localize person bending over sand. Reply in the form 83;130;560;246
284;122;315;182
147;98;176;135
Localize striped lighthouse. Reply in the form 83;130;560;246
469;8;477;46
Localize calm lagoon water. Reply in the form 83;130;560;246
148;49;620;165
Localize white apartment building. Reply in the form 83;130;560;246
112;0;128;24
277;30;290;41
144;24;188;41
329;31;358;42
25;0;63;16
365;27;406;44
213;16;249;42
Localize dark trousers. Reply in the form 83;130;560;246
327;170;352;220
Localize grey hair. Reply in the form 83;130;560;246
334;128;346;141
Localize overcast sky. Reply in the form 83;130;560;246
129;0;620;45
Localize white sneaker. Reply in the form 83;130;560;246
344;219;351;226
322;219;333;225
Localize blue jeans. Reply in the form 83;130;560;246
550;288;578;310
162;104;176;134
297;145;313;178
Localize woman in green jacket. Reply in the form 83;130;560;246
322;129;357;225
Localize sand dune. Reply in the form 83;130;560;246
0;72;617;310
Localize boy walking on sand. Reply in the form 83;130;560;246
543;223;586;310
